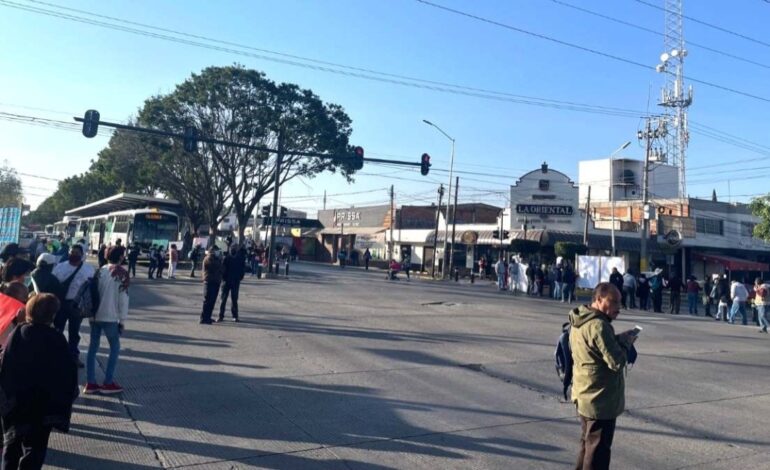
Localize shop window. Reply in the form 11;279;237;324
696;217;723;236
741;221;756;237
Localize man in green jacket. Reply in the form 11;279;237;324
569;282;637;470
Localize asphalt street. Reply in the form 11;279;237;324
46;261;770;469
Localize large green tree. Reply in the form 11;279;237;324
138;65;355;241
0;161;23;208
750;196;770;241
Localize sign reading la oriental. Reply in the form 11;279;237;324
515;204;574;216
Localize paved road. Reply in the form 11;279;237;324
46;261;769;469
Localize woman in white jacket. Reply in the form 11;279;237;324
84;247;129;395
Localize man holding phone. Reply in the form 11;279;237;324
569;282;637;470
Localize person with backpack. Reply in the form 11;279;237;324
568;282;637;470
649;272;664;313
83;247;129;395
52;244;95;367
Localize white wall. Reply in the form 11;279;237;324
510;166;585;233
579;158;679;203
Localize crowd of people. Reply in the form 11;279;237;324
0;241;131;467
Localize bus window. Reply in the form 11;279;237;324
133;213;178;243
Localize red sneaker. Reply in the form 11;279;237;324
100;382;124;394
83;383;101;394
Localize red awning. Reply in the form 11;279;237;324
693;253;768;272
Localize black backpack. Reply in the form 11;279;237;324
554;322;573;400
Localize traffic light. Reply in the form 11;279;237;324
492;229;510;239
421;153;431;176
183;126;198;152
82;109;100;138
280;206;288;218
351;146;364;170
261;205;271;217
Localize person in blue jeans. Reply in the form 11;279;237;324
728;279;749;325
84;247;130;395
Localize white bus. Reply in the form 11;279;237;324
73;208;179;255
51;216;81;242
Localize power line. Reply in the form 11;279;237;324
632;0;770;49
548;0;770;71
0;0;650;119
415;0;770;104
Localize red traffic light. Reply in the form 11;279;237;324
354;146;364;157
350;146;364;170
420;153;431;176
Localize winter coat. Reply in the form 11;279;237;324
94;264;129;323
222;251;246;285
31;266;63;300
203;254;223;284
568;305;631;420
609;272;624;291
0;323;78;437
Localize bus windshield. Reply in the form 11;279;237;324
132;213;178;243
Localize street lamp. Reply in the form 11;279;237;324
423;119;456;278
610;141;632;256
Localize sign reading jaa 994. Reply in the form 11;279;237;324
515;204;574;216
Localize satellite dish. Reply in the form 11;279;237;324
671;49;680;57
656;64;665;73
660;52;670;62
681;49;688;57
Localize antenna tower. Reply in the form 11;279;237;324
656;0;692;198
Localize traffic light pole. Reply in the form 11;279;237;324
74;115;423;169
267;135;284;276
431;184;444;278
448;176;459;277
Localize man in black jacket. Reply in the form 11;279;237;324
217;245;245;323
30;254;63;299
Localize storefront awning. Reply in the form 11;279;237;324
693;253;768;272
319;226;385;236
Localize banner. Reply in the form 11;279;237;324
0;206;22;253
577;255;626;289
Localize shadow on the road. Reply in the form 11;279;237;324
52;351;571;469
233;316;552;347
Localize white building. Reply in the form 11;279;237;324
578;158;679;203
509;162;585;233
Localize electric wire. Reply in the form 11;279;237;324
548;0;770;71
415;0;770;104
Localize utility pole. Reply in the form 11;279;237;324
638;118;666;272
388;185;394;262
583;185;591;247
267;133;284;276
640;120;652;273
448;176;459;277
431;184;444;278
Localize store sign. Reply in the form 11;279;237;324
515;204;574;216
461;230;478;244
333;210;362;226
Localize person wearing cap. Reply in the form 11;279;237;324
31;253;63;300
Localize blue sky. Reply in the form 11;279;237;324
2;0;769;214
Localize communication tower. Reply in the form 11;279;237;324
655;0;692;198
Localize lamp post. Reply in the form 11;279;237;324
423;119;455;278
609;141;632;256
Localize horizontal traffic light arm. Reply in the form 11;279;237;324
74;115;420;168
